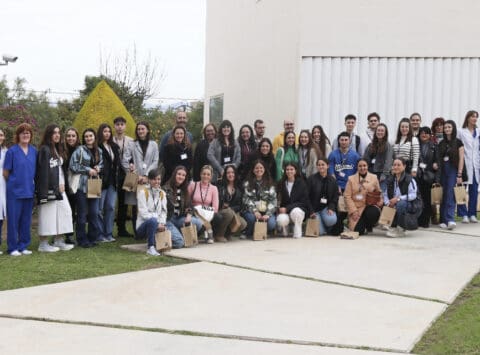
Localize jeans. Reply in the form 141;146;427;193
315;207;338;235
457;171;479;218
76;191;102;246
136;218;186;249
440;161;457;224
116;173;130;233
99;185;117;239
169;214;204;239
6;198;33;253
242;212;276;237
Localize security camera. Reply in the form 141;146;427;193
2;55;18;63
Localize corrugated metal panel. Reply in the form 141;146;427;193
298;57;480;138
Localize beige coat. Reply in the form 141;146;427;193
344;172;383;230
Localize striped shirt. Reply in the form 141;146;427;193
393;137;420;172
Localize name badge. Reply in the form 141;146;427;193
371;158;376;164
443;156;449;162
339;172;345;178
355;194;364;201
180;153;187;160
320;198;327;204
142;163;147;170
224;157;231;163
419;163;427;169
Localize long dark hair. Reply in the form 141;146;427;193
135;121;151;142
238;124;256;149
41;124;64;160
97;123;113;146
298;129;320;166
165;165;191;206
246;159;273;189
311;125;330;157
279;162;301;191
395;117;413;144
283;131;296;150
167;125;191;148
439;120;460;168
82;128;100;164
369;123;389;155
219;164;241;189
218;120;235;145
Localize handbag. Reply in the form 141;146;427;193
379;206;396;226
305;217;320;237
87;177;102;198
454;184;467;204
366;190;382;206
194;205;215;222
430;183;443;205
253;220;267;241
122;171;138;192
181;224;198;247
155;230;172;251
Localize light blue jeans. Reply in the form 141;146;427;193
137;218;185;248
315;207;338;235
99;185;117;239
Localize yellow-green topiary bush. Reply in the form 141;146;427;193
73;80;136;137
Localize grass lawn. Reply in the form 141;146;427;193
0;227;190;291
414;272;480;354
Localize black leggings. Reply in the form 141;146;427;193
354;205;381;235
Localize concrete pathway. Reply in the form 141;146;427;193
0;225;479;354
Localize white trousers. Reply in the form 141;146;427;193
276;207;305;237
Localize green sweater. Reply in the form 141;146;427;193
275;146;298;181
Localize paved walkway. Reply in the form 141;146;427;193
1;224;479;354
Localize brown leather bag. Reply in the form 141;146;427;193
366;190;382;206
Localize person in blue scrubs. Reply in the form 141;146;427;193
3;123;37;256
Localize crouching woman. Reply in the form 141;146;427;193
344;159;383;235
383;157;421;237
137;169;179;256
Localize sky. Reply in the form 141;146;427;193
0;0;206;105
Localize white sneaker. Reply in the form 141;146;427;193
396;226;406;237
462;216;470;224
447;221;457;230
38;243;59;253
54;239;74;251
21;249;32;255
146;246;161;256
386;227;400;238
470;216;478;223
10;250;21;256
439;223;448;229
239;234;247;240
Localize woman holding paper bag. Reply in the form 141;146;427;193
437;120;465;230
307;158;339;235
242;160;277;239
383;158;420;237
276;162;309;238
69;128;103;248
344;159;383;235
136;169;182;256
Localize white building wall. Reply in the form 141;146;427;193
205;0;480;137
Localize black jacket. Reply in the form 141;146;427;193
36;145;63;203
307;173;339;212
192;139;210;181
418;140;440;184
279;177;309;214
163;184;193;220
218;184;244;213
386;173;414;199
164;143;193;182
99;142;120;190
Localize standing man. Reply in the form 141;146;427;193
362;112;381;144
272;119;299;154
113;116;134;237
328;132;360;235
410;113;422;137
254;119;266;143
332;114;366;155
158;109;194;162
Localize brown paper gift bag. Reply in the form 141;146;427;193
87;177;102;198
305;217;320;237
122;171;138;192
337;195;347;213
430;183;443;205
454;184;467;204
253;220;267;241
181;224;198;247
155;230;172;251
379;206;396;226
229;212;242;233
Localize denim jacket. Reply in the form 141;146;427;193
69;146;104;193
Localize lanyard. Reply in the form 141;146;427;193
199;183;209;205
150;188;159;211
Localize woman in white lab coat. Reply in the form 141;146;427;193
457;110;480;223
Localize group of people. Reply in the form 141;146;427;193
0;109;478;256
